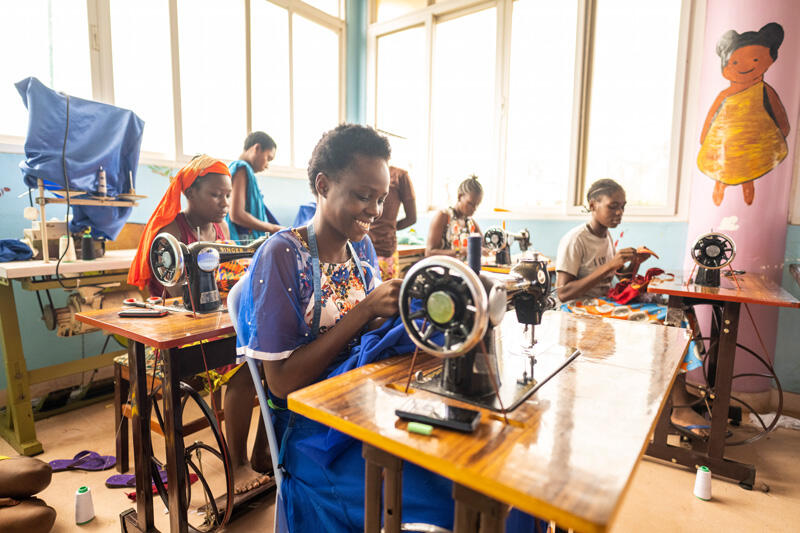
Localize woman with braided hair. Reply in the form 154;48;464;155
426;174;484;258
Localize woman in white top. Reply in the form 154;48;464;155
555;179;644;302
556;179;709;438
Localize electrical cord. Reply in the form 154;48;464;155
54;93;72;289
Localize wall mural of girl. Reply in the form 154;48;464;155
697;22;790;206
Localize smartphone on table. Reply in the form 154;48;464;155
395;397;481;433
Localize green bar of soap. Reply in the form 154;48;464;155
407;422;433;435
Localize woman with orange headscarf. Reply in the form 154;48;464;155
127;155;272;495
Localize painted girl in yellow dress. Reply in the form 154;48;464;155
698;22;790;206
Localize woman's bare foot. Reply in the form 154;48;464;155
233;463;272;495
671;406;709;438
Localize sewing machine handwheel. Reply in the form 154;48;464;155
483;226;506;251
691;232;735;270
150;232;185;287
399;256;488;358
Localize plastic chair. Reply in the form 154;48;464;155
227;273;289;533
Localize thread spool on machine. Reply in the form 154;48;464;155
398;251;579;413
690;232;736;288
483;227;531;265
149;233;265;313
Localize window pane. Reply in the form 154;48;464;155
251;0;291;167
110;0;174;156
178;0;246;158
505;0;578;210
376;0;428;23
0;0;91;138
303;0;341;19
430;8;496;211
292;13;339;167
376;27;426;202
583;0;682;207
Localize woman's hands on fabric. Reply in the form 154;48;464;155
609;247;637;272
364;278;402;318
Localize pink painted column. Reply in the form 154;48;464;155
685;0;800;392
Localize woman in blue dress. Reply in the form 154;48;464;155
236;124;538;532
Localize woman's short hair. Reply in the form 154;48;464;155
244;131;277;151
716;22;784;69
307;124;391;195
457;174;483;199
586;178;624;203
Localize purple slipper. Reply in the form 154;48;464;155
106;468;168;489
49;450;116;472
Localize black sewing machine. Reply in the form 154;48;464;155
149;233;266;313
483;227;531;265
398;252;579;412
690;232;736;288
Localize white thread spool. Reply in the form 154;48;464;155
693;466;712;501
59;234;77;262
74;485;95;524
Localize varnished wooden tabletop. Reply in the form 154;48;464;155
75;302;233;350
648;272;800;308
288;311;691;533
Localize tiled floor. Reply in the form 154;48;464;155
1;399;798;532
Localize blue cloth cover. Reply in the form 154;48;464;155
15;77;144;240
0;239;34;262
225;160;280;242
292;201;316;227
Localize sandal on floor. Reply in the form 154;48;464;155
106;468;168;489
49;450;116;472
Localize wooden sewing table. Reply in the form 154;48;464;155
288;311;691;533
75;304;238;533
646;273;800;488
0;249;136;455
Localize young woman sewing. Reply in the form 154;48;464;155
235;125;540;532
426;175;483;257
128;156;271;495
555;178;708;437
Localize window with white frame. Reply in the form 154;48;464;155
0;0;344;176
0;0;93;141
368;0;691;216
110;0;175;156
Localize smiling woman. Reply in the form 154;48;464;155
234;123;541;532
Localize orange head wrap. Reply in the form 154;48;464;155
127;156;231;290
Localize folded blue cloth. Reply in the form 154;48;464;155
0;239;33;262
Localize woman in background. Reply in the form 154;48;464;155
426;175;482;257
128;156;271;495
367;166;416;279
227;131;285;242
556;178;708;438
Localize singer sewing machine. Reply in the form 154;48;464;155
398;255;580;412
483;227;531;265
149;233;265;313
